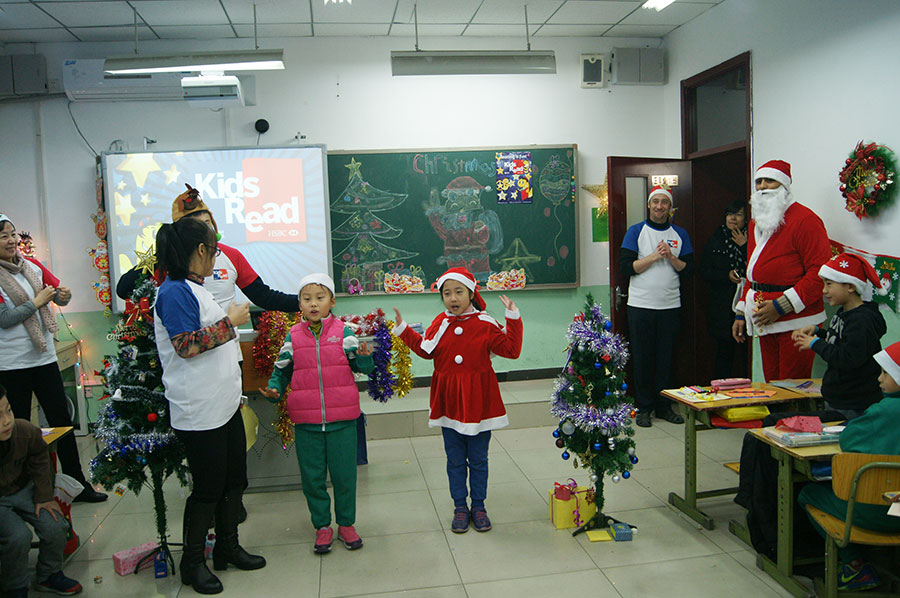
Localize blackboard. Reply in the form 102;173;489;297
327;146;578;294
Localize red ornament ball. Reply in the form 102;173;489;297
875;184;882;191
878;173;886;181
839;185;846;192
147;412;158;423
845;158;852;165
867;156;875;163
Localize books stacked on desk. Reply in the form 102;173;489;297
762;426;842;448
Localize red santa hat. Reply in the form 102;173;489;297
874;342;900;389
647;185;673;205
436;267;486;310
818;252;886;301
755;160;792;190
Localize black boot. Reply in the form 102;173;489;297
212;489;266;572
180;499;223;595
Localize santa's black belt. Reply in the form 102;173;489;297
750;282;791;292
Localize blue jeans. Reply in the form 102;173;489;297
441;428;491;509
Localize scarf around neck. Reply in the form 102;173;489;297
0;254;58;352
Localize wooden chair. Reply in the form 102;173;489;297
803;453;900;598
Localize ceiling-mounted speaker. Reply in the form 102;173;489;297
581;54;607;89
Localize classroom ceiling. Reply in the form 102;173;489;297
0;0;724;44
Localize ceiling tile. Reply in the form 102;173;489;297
462;23;537;37
0;3;62;28
130;0;227;26
68;25;158;41
388;23;467;37
603;23;673;36
548;1;640;24
534;23;612;37
621;2;710;26
392;0;481;24
312;23;390;36
470;0;563;25
311;0;395;24
232;22;312;37
153;24;237;39
220;0;310;24
35;1;137;27
0;27;77;42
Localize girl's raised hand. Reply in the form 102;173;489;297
358;341;372;356
257;387;281;400
499;295;517;312
393;307;403;326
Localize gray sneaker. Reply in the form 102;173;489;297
451;508;470;533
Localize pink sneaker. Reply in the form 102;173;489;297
338;525;363;550
314;527;333;554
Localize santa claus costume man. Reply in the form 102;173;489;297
732;160;831;381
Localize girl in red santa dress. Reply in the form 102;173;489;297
393;267;522;534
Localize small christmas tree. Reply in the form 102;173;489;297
550;295;638;533
90;262;189;567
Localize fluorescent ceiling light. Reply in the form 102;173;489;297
105;49;284;74
391;50;556;76
642;0;677;10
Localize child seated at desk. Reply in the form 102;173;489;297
797;341;900;592
0;384;82;597
734;253;887;560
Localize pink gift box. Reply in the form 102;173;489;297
112;541;159;576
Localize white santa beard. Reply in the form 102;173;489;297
751;187;792;236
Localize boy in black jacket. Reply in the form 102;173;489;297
0;385;82;597
792;252;887;417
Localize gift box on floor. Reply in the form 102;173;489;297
548;479;596;529
113;541;159;575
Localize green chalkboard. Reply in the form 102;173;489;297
327;146;578;294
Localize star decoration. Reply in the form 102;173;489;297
164;164;181;185
116;179;127;191
497;237;541;281
345;158;363;180
134;245;157;275
115;153;161;188
114;191;136;226
839;260;849;268
498;190;507;202
140;193;151;206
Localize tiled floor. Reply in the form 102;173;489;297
51;380;801;598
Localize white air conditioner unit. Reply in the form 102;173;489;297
181;74;244;108
63;59;183;101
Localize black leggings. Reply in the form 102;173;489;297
0;363;87;485
174;408;248;504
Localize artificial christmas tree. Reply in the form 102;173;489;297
550;295;638;534
90;264;188;571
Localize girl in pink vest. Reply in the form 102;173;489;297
393;267;522;533
259;273;373;554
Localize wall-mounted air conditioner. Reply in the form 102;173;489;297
62;59;183;102
181;74;244;108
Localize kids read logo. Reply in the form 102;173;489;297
666;239;679;249
199;158;307;243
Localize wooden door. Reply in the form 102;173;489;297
607;157;696;387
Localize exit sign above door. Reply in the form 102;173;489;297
651;175;679;187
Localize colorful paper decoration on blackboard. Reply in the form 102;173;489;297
496;152;533;204
486;268;526;290
539;154;575;206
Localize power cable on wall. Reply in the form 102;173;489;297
67;101;98;156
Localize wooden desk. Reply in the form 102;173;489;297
768;378;824;399
741;425;840;597
42;426;74;450
661;383;815;529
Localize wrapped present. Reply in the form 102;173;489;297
548;479;596;529
112;541;159;576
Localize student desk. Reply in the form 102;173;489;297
42;426;74;456
740;426;841;598
661;383;815;530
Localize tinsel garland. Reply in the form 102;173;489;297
252;311;293;377
388;321;413;397
368;320;396;402
273;400;294;450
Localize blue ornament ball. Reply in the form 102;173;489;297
552;429;560;438
594;362;602;368
622;470;631;479
604;321;612;331
631;456;639;464
561;451;570;460
605;391;611;397
620;382;628;391
592;442;602;451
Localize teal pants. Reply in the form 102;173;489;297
798;482;900;562
294;422;358;529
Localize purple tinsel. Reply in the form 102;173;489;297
367;321;395;403
565;319;629;369
550;382;632;433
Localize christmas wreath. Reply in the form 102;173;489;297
839;140;897;219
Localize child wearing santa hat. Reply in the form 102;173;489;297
797;341;900;591
791;252;888;417
393;267;522;533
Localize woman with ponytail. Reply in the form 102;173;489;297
153;217;265;595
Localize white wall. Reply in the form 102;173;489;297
663;0;900;255
1;36;669;312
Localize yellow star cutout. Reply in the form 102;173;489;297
141;193;151;206
115;153;161;188
164;164;181;185
345;158;363;180
115;191;137;226
117;180;127;191
134;246;157;275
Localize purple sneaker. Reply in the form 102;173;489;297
471;508;492;532
451;508;470;533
